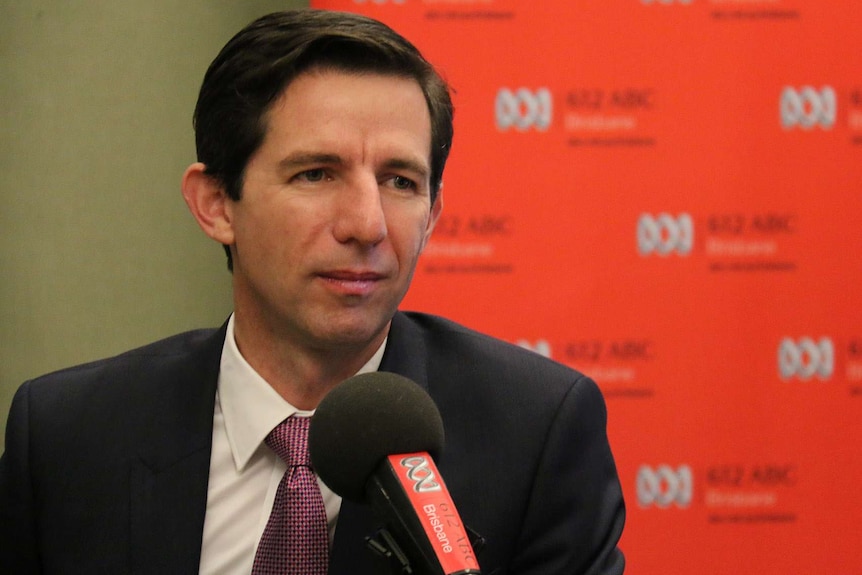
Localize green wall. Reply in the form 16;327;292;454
0;0;308;447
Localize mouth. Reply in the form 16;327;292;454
318;270;386;296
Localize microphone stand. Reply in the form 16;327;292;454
365;527;416;575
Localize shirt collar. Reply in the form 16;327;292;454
217;314;387;472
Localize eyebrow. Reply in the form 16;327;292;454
277;152;430;179
382;157;430;180
278;152;344;172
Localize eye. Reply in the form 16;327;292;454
298;168;326;182
391;175;416;190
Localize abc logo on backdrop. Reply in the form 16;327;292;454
637;213;694;256
636;464;693;508
780;86;836;130
496;88;553;131
778;337;834;380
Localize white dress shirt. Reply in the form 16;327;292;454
198;315;386;574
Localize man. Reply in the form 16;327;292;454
0;9;625;575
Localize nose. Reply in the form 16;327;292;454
332;175;388;246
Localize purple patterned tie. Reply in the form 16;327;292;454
251;416;329;575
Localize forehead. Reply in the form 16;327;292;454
261;70;432;154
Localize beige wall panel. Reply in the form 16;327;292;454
0;0;309;444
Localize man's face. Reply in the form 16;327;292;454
226;70;440;354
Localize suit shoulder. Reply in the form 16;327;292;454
399;311;586;387
10;327;224;443
22;327;223;400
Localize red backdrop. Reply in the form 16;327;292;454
312;2;862;572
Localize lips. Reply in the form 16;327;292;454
317;270;386;295
320;270;385;281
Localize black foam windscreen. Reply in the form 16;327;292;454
309;371;445;503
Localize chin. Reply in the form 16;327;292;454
312;318;388;349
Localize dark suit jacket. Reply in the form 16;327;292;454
0;311;625;574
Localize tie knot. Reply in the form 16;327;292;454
265;416;311;468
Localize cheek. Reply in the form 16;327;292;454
234;213;277;256
388;210;432;253
239;199;325;248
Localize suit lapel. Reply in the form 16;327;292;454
128;324;226;575
129;450;212;574
379;311;429;388
327;500;382;575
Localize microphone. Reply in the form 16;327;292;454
309;372;482;575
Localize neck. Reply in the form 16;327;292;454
231;313;388;410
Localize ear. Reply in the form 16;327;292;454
181;162;235;246
422;187;443;248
